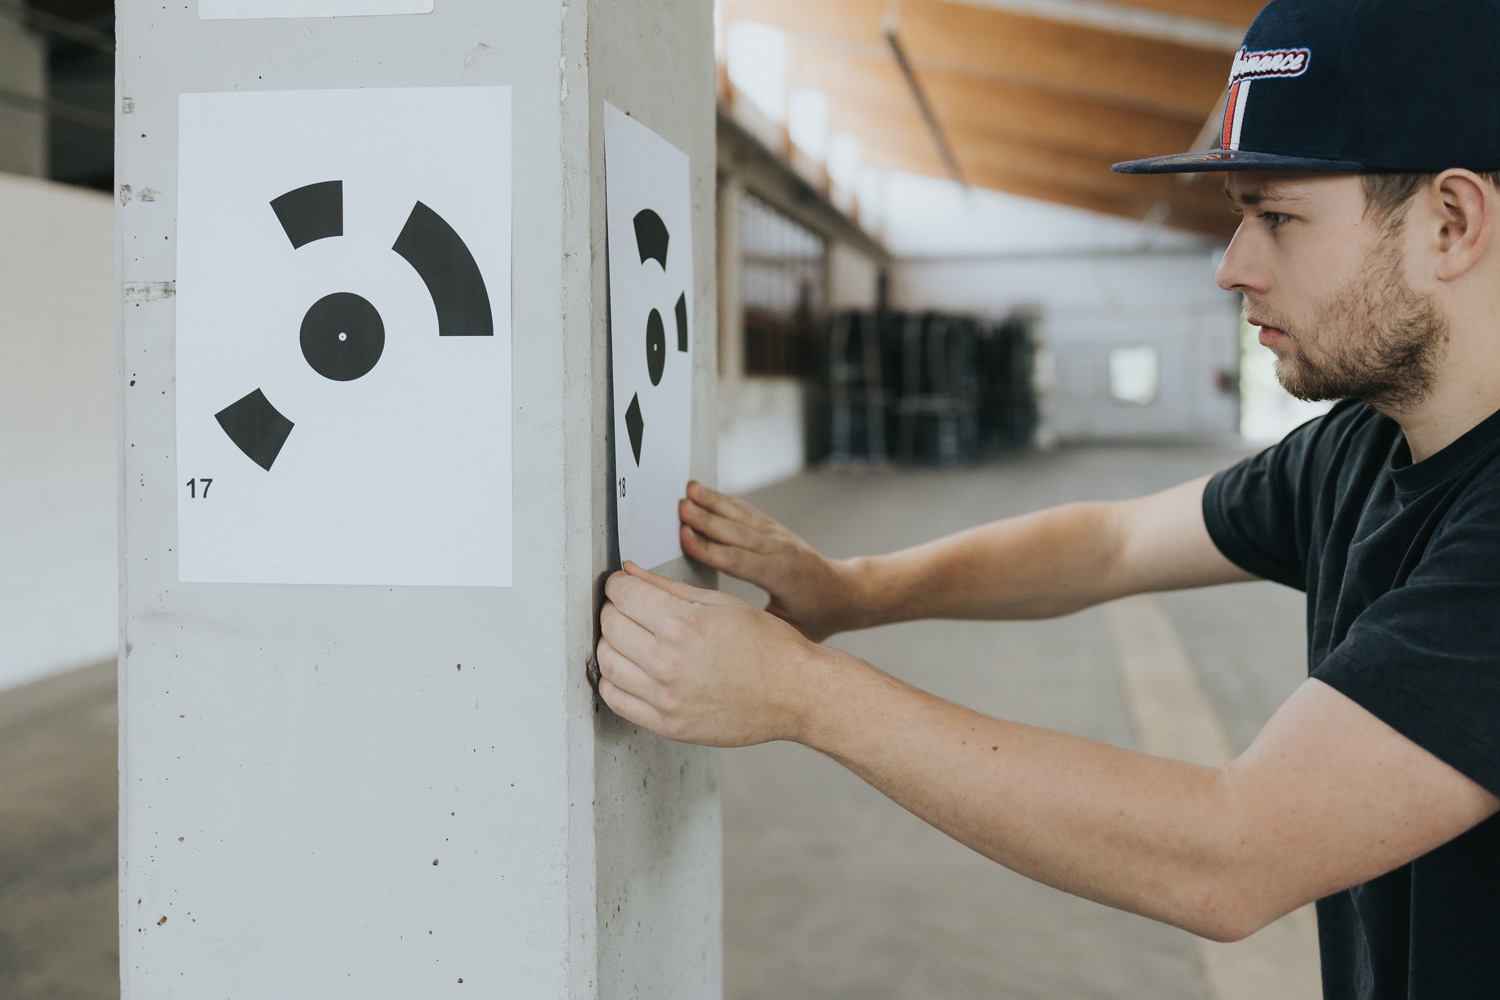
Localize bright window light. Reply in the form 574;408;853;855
856;166;884;228
827;133;861;191
1109;345;1160;406
726;22;787;123
787;88;829;162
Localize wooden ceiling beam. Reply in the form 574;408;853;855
723;0;1233;117
863;128;1232;220
858;132;1237;239
792;48;1202;164
1087;0;1263;29
838;106;1140;192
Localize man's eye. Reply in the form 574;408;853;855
1260;211;1292;232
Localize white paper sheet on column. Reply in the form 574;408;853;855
604;104;695;571
175;87;512;586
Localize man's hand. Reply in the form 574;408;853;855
679;476;1250;633
679;480;866;642
596;560;845;747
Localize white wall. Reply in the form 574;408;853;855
849;171;1244;443
0;172;115;692
718;378;806;493
893;249;1241;442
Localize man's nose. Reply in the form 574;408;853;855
1215;223;1267;295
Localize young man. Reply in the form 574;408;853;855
596;1;1500;996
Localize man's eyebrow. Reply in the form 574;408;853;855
1223;185;1306;207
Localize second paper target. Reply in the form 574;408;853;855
605;103;696;571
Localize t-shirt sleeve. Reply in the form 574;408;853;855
1201;415;1327;591
1313;487;1500;797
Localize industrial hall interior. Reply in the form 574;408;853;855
3;0;1334;997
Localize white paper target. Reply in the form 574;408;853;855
175;87;512;587
604;104;695;571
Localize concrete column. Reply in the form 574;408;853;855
0;14;48;177
716;174;744;393
116;3;719;997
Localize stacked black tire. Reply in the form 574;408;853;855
824;310;1036;466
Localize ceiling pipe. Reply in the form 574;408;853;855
881;0;968;191
1177;85;1230;186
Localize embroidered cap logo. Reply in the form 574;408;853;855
1222;46;1313;151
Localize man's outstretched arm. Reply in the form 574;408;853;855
595;565;1500;942
678;476;1253;640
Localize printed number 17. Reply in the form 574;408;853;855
186;478;213;498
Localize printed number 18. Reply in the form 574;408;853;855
186;478;213;498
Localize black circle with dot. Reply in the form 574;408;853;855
645;308;666;386
300;292;385;381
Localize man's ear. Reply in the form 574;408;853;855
1429;170;1491;282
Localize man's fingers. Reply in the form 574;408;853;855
596;636;668;702
686;480;778;532
620;560;736;605
597;674;670;735
604;569;686;628
600;601;658;665
679;497;775;554
681;525;763;581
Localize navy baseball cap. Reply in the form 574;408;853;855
1113;0;1500;175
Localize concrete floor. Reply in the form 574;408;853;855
720;444;1311;1000
0;659;118;999
0;444;1312;999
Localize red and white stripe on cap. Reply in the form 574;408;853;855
1222;80;1252;151
1219;46;1312;152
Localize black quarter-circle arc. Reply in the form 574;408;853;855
226;189;497;472
392;201;494;337
270;180;344;249
633;209;669;269
216;388;295;471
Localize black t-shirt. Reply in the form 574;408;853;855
1203;400;1500;1000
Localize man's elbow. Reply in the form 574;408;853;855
1173;873;1298;944
1188;910;1266;945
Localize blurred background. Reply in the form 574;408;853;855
2;0;1326;996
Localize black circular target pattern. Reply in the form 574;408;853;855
218;183;500;471
646;309;666;387
300;291;386;382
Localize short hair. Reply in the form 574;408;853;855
1362;170;1500;224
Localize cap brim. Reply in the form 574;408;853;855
1112;148;1366;174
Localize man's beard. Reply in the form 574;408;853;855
1247;231;1448;410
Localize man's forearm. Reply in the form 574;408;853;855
797;646;1267;942
846;502;1130;627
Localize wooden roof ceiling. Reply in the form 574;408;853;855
721;0;1260;239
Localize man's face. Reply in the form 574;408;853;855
1216;172;1447;410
